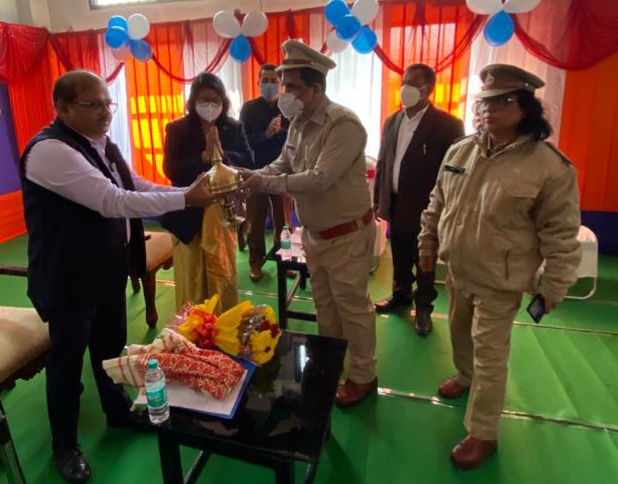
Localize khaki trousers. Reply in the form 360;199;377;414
446;279;522;440
302;221;377;384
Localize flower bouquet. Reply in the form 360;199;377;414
171;294;282;365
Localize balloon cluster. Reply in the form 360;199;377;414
213;11;269;63
104;14;152;62
325;0;379;55
466;0;542;47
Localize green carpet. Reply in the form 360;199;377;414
2;230;618;484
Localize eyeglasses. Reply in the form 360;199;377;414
473;95;518;115
71;100;118;113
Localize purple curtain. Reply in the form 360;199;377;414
0;83;20;195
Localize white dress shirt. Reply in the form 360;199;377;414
26;138;186;220
392;105;429;194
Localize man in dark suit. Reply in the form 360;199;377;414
374;64;464;335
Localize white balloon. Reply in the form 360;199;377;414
112;45;132;62
127;14;150;40
465;0;503;15
241;11;268;37
326;29;348;54
351;0;379;26
503;0;542;14
213;11;242;39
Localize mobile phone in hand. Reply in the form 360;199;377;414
527;294;546;323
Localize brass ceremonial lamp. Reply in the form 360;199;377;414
205;146;244;227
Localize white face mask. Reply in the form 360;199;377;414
195;102;222;122
400;85;428;108
277;92;304;119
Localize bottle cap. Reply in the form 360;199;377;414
283;225;289;230
147;359;158;369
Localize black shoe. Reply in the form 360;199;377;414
237;223;247;252
375;295;413;313
107;411;155;433
54;448;92;483
414;310;433;335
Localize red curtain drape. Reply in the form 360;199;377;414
515;0;618;70
377;1;482;126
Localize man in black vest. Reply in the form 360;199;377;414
20;70;213;483
374;64;464;334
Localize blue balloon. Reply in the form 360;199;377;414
105;26;129;49
230;35;251;63
130;39;152;62
352;26;377;54
325;0;350;27
107;15;128;32
484;10;514;47
336;14;362;41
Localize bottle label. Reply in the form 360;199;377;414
145;380;167;408
281;240;292;250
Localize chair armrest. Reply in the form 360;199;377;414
0;265;28;277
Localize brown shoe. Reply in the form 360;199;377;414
438;376;470;399
249;266;262;282
285;270;296;279
451;434;498;470
335;377;378;408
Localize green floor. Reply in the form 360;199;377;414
1;230;618;484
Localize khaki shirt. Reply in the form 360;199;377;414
257;97;371;232
419;133;582;301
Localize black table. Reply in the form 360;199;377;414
156;331;347;484
265;248;316;329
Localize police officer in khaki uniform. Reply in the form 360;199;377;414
418;64;582;469
240;40;377;407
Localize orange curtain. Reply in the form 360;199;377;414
125;23;186;185
559;51;618;212
378;2;479;125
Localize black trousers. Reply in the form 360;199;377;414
246;193;286;268
46;296;132;450
390;196;438;313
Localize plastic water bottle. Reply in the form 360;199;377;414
280;225;292;261
144;358;170;424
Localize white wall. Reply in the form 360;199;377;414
46;0;327;32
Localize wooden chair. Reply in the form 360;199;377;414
130;231;174;328
0;265;50;484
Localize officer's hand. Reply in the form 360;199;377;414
184;173;214;207
419;255;437;273
239;170;262;194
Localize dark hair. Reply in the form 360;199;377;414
259;63;278;79
187;72;230;118
515;89;552;140
404;64;437;90
299;67;327;92
53;70;102;105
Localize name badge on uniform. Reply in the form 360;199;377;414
444;164;465;174
285;143;297;155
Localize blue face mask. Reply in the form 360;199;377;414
260;82;280;101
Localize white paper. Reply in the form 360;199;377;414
135;369;249;418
